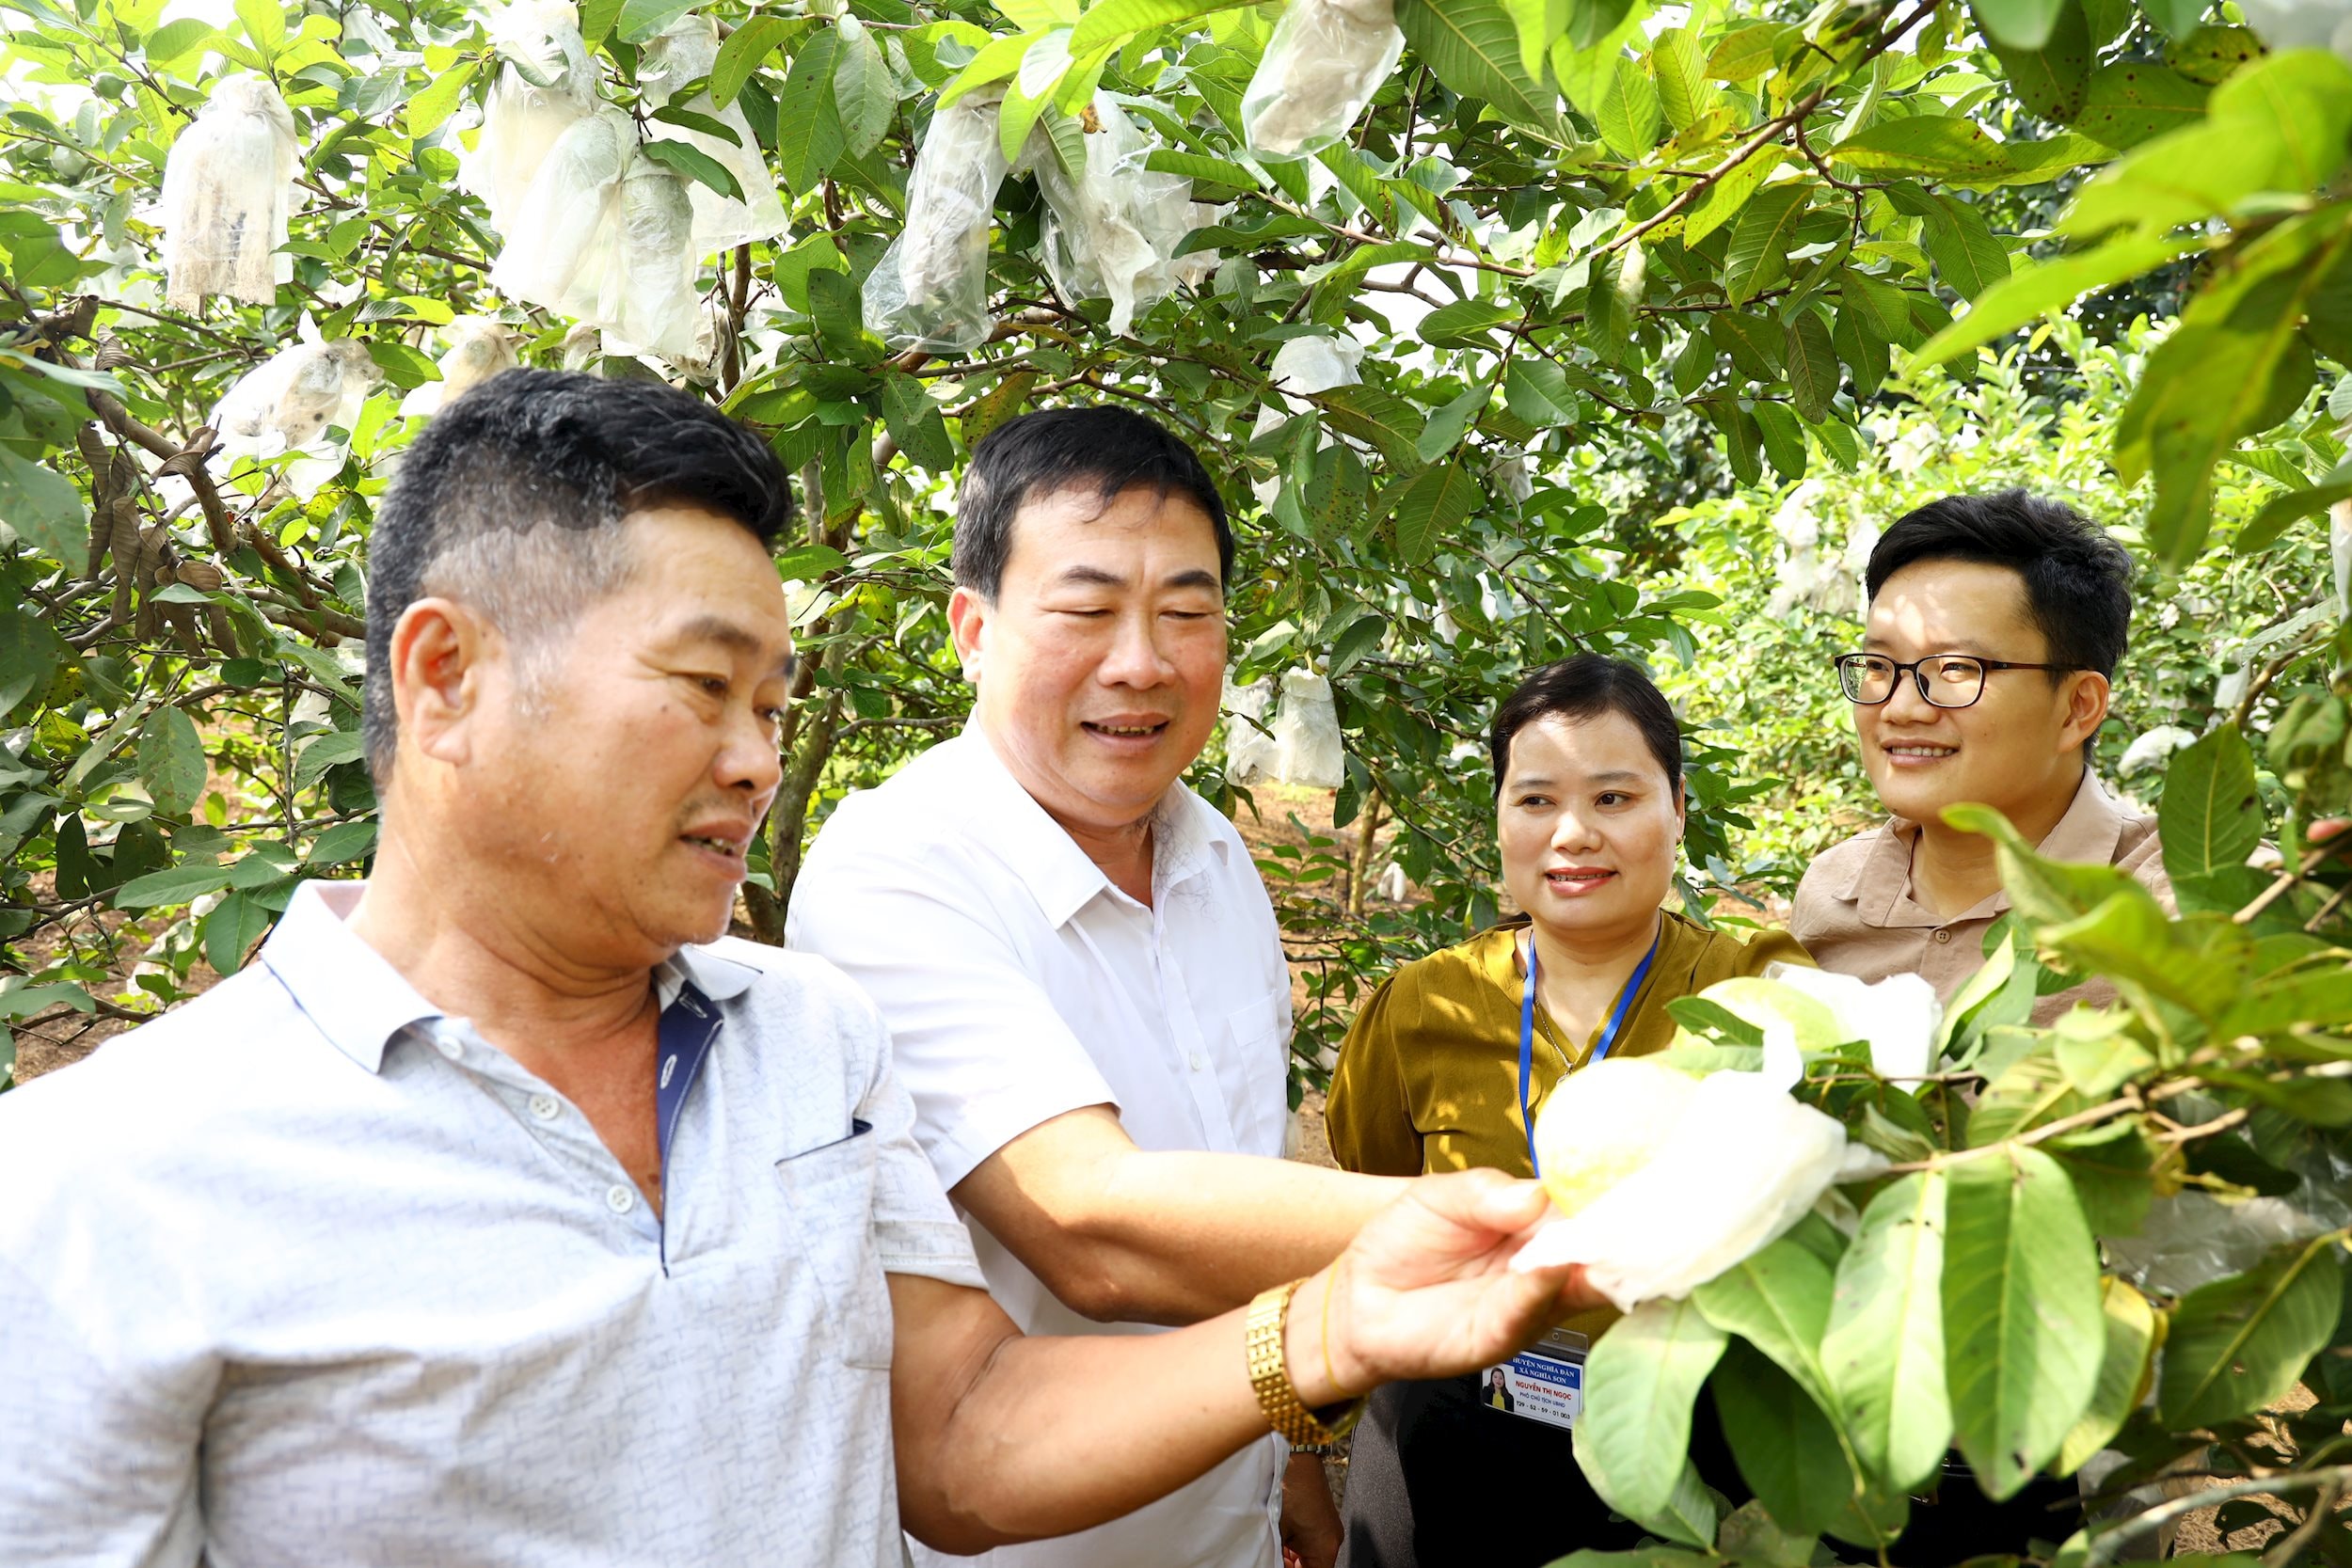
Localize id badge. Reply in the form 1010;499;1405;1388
1479;1326;1587;1431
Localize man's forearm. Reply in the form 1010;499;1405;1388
902;1288;1269;1551
956;1107;1411;1325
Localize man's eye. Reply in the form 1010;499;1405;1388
693;675;729;697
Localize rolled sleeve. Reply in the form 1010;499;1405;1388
848;1011;988;1289
791;847;1119;1192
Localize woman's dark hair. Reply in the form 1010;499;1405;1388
953;405;1232;597
1866;489;2135;677
1489;655;1683;798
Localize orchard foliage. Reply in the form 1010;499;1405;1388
6;0;2352;1554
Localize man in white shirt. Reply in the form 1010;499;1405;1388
790;407;1406;1568
0;373;1589;1565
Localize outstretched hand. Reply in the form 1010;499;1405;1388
1289;1168;1597;1403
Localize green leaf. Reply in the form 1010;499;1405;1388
1389;462;1481;563
1751;402;1806;483
136;706;207;818
1501;0;1566;78
2063;52;2352;241
2055;1278;2159;1475
639;137;744;202
233;0;285;51
1913;232;2196;367
1419;296;1520;348
1711;1338;1856;1543
294;729;365;791
1650;27;1716;132
1891;186;2012;301
1310;385;1423;467
1147;149;1262;195
2074;60;2209;150
1505;358;1579;429
144;16;215;60
1984;0;2090;121
205;888;274;976
1971;0;2064;49
0;443;87;564
1723;184;1810;305
1681;149;1793;247
2158;724;2263;880
2141;0;2211;38
1833;117;2094;184
648;105;742;147
1066;0;1258;54
2159;1233;2344;1428
1692;1237;1839;1414
832;17;895;158
307;817;378;865
710;14;797;108
1823;1173;1951;1494
879;372;956;471
1574;1295;1729;1530
2238;461;2352;554
1783;308;1838;424
115;861;234;909
402;59;478;140
1415;383;1490;465
775;29;848;196
0;607;62;714
1942;1145;2104;1500
1394;0;1567;141
1594;55;1661;160
615;0;697;44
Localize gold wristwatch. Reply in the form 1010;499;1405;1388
1245;1278;1365;1446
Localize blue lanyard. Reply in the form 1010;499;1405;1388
1518;925;1661;1180
654;980;723;1273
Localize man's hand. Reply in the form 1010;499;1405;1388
1288;1168;1597;1402
1279;1449;1343;1568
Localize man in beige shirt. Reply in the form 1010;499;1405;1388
1793;489;2171;1024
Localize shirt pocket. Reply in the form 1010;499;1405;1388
774;1121;894;1370
1220;987;1292;1155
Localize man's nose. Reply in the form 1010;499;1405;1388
1879;666;1939;723
718;705;786;803
1098;610;1178;687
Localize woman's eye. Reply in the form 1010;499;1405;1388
1597;792;1626;807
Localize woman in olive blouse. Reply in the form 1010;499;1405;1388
1326;655;1811;1568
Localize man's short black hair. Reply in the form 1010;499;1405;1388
1490;655;1683;799
1866;490;2135;678
952;405;1232;598
363;370;792;781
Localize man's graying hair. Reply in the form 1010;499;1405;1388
362;370;792;783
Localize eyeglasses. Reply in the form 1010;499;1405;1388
1833;653;2079;709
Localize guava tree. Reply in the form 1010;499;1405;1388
7;0;2352;1553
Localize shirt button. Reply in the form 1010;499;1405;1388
1933;928;1951;944
606;1184;636;1214
1188;1052;1207;1072
434;1033;464;1061
529;1094;561;1121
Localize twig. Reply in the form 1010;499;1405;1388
2084;1465;2352;1566
2238;832;2352;926
2259;1477;2342;1567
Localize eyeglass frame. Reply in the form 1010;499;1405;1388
1832;652;2084;710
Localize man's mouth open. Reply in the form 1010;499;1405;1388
1082;720;1169;740
1883;743;1959;765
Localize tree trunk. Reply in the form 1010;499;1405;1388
1347;784;1386;918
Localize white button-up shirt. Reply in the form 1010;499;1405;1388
789;726;1294;1568
0;879;982;1568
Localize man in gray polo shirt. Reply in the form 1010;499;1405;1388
0;373;1585;1567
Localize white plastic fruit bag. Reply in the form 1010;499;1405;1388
398;316;519;419
637;14;789;252
1249;333;1362;505
1680;965;1942;1089
1240;0;1405;162
211;338;380;499
492;106;634;323
1027;99;1190;335
1512;1057;1856;1311
161;74;300;310
1270;669;1344;788
1223;673;1280;785
863;88;1009;352
463;0;600;235
607;161;705;366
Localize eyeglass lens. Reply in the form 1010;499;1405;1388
1840;655;1987;706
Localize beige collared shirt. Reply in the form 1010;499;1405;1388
1790;770;2173;1024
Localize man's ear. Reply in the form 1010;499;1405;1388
2060;670;2112;756
946;584;990;683
389;596;492;767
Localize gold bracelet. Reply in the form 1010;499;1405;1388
1244;1278;1365;1447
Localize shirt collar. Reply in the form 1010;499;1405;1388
1839;768;2126;927
949;721;1226;929
262;879;761;1072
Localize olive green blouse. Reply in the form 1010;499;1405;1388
1325;911;1813;1181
